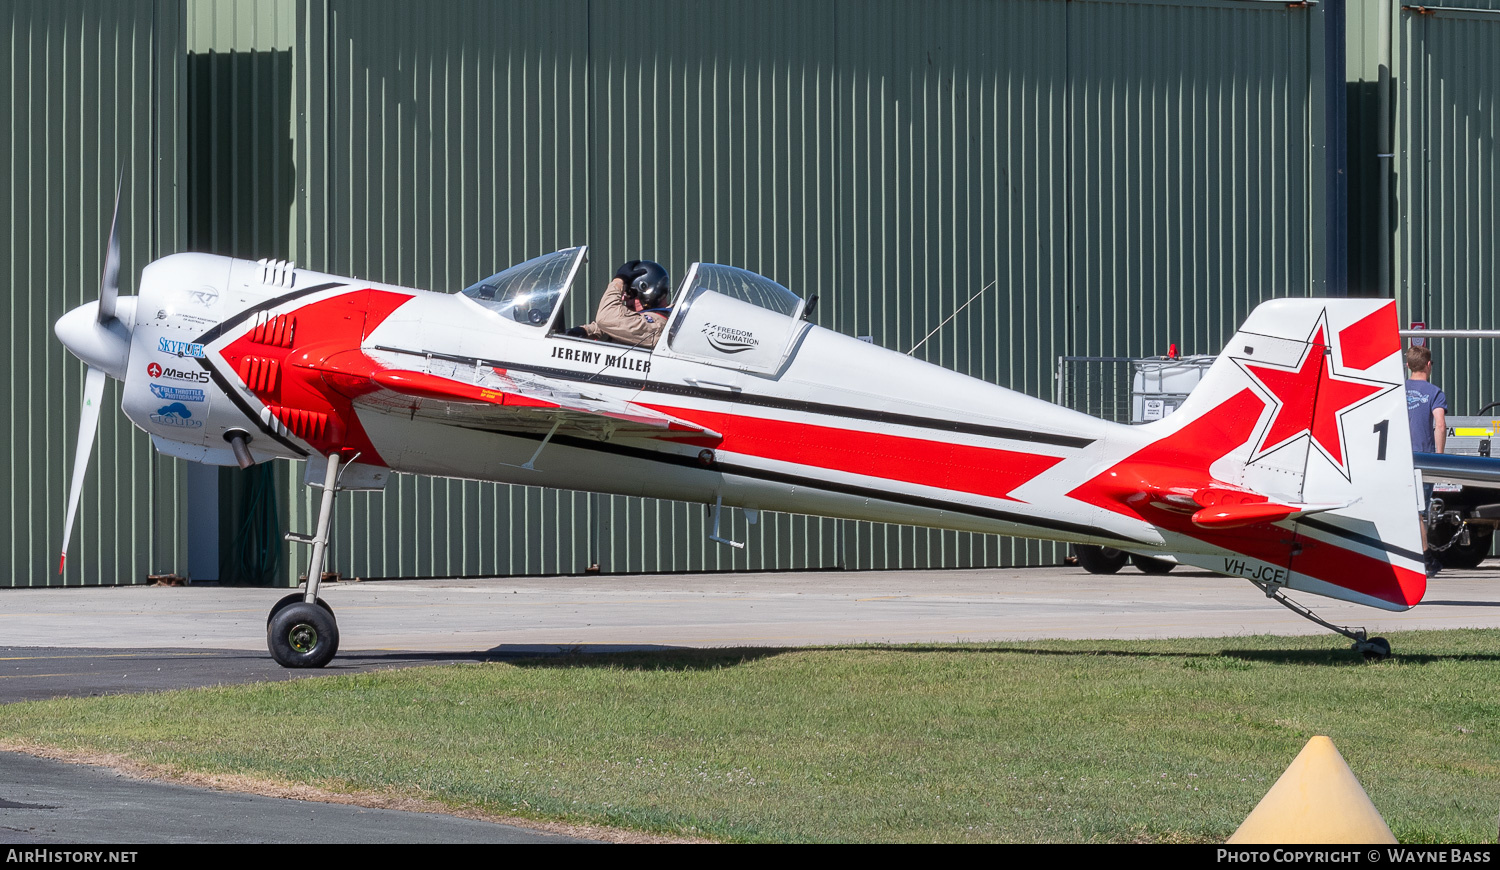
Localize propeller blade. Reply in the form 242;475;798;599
97;171;123;322
60;366;106;574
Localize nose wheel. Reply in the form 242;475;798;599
268;601;340;668
267;452;345;669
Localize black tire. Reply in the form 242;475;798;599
1075;545;1128;575
1130;554;1175;574
1438;530;1493;570
1359;636;1392;661
267;592;336;626
268;602;340;668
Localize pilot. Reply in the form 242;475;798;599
566;260;672;348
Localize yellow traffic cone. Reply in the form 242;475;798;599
1229;736;1397;844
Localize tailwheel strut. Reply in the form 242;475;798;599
1248;580;1391;661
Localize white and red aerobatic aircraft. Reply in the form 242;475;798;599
56;229;1425;667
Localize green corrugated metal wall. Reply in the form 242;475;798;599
1346;1;1500;419
1;0;186;587
1395;1;1500;419
266;0;1332;582
38;1;1490;586
182;0;297;584
1069;0;1325;357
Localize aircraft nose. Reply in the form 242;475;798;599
55;297;136;379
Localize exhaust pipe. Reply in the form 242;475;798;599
226;430;255;469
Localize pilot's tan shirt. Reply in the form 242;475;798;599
582;278;668;348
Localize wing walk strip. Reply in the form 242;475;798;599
377;346;1094;450
189;282;347;456
469;427;1139;545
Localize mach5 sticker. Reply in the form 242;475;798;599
147;362;210;384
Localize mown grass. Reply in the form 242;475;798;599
2;631;1498;842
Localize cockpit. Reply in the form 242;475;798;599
459;246;812;373
660;263;810;373
460;246;583;328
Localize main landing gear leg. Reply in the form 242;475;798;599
1248;579;1390;661
267;453;343;668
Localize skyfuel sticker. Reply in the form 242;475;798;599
157;338;206;358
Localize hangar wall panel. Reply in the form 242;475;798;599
1396;2;1500;419
182;0;299;584
585;0;845;573
0;0;186;586
294;0;600;579
830;0;1072;569
272;0;1330;582
1069;0;1321;360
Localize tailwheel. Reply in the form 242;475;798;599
268;601;340;668
1355;636;1391;661
1250;579;1392;662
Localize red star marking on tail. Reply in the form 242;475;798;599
1240;319;1388;472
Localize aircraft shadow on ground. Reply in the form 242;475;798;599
960;644;1500;666
499;645;791;671
459;642;1500;671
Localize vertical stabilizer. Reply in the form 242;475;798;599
1078;299;1424;610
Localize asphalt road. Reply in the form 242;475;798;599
0;752;585;844
3;565;1498;662
2;564;1496;704
2;563;1497;844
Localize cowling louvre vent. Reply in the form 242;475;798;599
237;356;280;393
257;258;296;289
249;311;296;347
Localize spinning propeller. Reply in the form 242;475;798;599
54;174;137;573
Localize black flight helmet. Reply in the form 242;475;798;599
629;261;671;310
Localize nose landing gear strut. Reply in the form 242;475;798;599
267;452;344;668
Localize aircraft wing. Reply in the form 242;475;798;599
317;351;720;443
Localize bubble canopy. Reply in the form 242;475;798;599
460;246;585;327
663;263;809;373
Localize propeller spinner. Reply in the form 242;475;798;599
54;175;137;573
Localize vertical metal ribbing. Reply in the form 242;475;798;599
1396;3;1500;420
2;1;183;587
264;0;1330;581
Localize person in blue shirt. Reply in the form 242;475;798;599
1406;344;1447;575
1407;345;1447;454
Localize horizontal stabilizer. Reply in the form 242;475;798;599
1191;500;1346;529
1136;482;1347;529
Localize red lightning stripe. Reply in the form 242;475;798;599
646;405;1064;503
1337;301;1401;371
221;289;413;465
